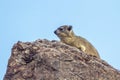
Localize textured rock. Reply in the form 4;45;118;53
4;39;120;80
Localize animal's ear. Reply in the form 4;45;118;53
68;25;72;31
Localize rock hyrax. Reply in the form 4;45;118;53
54;25;100;58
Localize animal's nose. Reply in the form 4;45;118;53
54;30;57;34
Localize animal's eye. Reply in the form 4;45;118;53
59;28;64;31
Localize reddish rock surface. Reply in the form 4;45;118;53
4;39;120;80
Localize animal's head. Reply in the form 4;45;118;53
54;25;74;38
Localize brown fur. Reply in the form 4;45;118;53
54;25;100;58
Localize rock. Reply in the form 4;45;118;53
4;39;120;80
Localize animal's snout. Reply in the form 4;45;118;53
54;30;57;34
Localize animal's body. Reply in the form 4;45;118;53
54;25;100;58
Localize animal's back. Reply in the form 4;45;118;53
73;36;100;58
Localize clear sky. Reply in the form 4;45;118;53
0;0;120;79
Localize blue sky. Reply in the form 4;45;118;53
0;0;120;79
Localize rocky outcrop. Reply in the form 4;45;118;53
4;39;120;80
